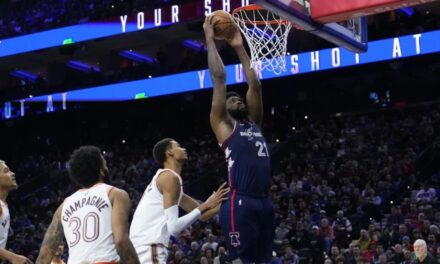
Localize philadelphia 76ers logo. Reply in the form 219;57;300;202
229;232;240;247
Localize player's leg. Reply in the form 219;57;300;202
221;194;261;263
256;197;276;263
150;244;168;264
135;244;167;264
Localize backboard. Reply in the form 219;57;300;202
251;0;369;53
252;0;440;53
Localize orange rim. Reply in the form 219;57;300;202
232;4;291;26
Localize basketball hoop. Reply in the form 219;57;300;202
232;4;293;75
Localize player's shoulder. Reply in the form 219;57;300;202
157;170;180;184
107;186;130;202
156;170;181;193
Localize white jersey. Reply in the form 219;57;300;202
0;200;10;249
61;183;119;264
130;169;183;248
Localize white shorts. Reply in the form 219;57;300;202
137;244;168;264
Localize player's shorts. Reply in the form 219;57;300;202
135;244;168;264
219;191;275;263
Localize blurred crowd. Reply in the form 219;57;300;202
0;0;186;38
1;100;439;264
1;0;440;103
0;0;438;40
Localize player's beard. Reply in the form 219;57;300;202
103;167;111;184
228;108;248;120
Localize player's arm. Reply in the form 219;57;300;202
36;204;64;264
0;248;33;264
179;194;214;222
109;188;140;264
159;172;227;235
179;194;200;212
227;30;263;127
203;16;232;143
180;183;229;221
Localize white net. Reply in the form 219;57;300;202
233;6;292;75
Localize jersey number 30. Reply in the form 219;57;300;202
69;212;100;246
255;141;269;157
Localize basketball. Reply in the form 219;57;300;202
210;10;237;40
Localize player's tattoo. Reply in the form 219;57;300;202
117;242;140;264
36;206;63;264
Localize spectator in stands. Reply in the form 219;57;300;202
319;218;334;254
280;245;299;264
201;234;218;252
274;220;290;246
370;244;385;264
213;246;226;264
332;210;352;247
416;183;438;203
413;239;437;263
289;221;310;250
309;225;325;264
269;251;282;264
388;205;405;227
355;229;372;253
187;241;201;262
389;243;404;263
199;256;209;264
377;254;388;264
401;249;413;264
329;245;341;263
202;247;214;264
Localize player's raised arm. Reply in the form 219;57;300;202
109;188;140;264
204;16;231;143
36;205;64;264
227;30;263;127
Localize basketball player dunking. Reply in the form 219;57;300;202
130;138;229;264
36;146;140;264
0;160;33;264
204;17;275;263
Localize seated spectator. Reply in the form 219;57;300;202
324;258;333;264
354;229;372;253
319;218;334;254
187;241;201;262
202;247;214;264
370;244;385;264
199;256;210;264
332;210;352;248
269;251;282;264
280;245;299;264
401;249;413;264
213;246;227;264
387;205;405;227
413;239;437;263
415;183;437;203
329;245;341;263
201;234;218;252
288;221;310;250
274;220;291;246
377;253;388;264
309;225;326;264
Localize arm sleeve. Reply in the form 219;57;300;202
164;205;201;236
